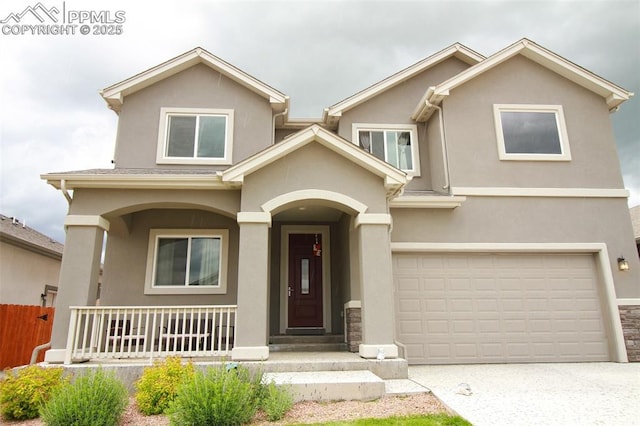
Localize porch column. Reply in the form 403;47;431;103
232;212;271;361
45;215;108;363
355;213;398;359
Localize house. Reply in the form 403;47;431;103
631;205;640;256
41;39;640;365
0;214;62;306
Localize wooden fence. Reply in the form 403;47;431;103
0;304;55;369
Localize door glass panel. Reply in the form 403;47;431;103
301;258;309;294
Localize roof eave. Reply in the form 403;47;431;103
40;172;234;190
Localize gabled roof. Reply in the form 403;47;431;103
101;47;289;113
323;43;485;126
412;38;634;121
0;214;63;259
222;125;409;196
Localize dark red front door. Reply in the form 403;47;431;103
288;234;323;328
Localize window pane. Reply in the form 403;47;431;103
385;131;399;167
301;258;309;295
397;131;413;170
197;116;226;158
501;111;562;154
167;116;196;157
371;131;385;160
155;238;188;286
359;131;371;151
189;237;221;286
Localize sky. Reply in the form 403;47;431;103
0;0;638;244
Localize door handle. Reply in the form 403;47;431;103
288;286;293;297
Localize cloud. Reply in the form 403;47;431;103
0;0;638;244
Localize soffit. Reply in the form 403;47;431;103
100;47;288;113
412;38;633;121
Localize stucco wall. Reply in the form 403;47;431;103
101;209;239;306
0;242;61;305
443;55;625;189
391;196;640;297
114;63;273;169
241;142;389;213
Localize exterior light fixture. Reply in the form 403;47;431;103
617;256;630;271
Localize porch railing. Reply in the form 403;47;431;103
65;305;236;364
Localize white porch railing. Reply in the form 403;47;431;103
65;305;236;364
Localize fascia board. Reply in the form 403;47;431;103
222;125;407;186
427;39;632;111
41;173;229;190
101;48;287;112
326;44;484;118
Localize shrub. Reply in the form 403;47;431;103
0;365;66;421
135;356;195;415
40;369;128;426
260;381;293;421
168;365;263;426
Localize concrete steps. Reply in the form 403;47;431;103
263;370;386;402
269;334;348;353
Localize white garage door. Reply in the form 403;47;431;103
393;253;610;364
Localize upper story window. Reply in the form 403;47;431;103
352;124;420;176
144;229;229;295
493;104;571;161
157;107;234;165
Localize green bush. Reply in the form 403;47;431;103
0;365;66;421
168;365;263;426
260;381;293;421
135;356;195;415
40;369;128;426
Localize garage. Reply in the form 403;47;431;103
393;253;611;364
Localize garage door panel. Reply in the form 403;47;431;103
394;253;609;364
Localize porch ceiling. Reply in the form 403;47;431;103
273;205;344;222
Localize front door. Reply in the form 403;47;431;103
288;234;323;328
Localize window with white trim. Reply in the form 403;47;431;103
157;108;234;165
352;124;420;175
493;104;571;161
144;229;229;295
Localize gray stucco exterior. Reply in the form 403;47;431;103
42;40;639;364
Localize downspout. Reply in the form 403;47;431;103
60;179;72;205
427;102;452;195
272;108;288;145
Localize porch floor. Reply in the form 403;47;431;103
43;352;425;400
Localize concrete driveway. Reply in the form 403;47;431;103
409;363;640;426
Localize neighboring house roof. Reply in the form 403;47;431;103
100;47;289;114
324;42;485;126
631;205;640;240
412;38;634;121
222;125;409;196
0;214;63;259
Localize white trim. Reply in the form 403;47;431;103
43;348;66;363
144;229;229;295
280;225;332;334
101;47;287;113
351;123;421;176
262;189;368;215
415;38;632;118
390;241;627;362
493;104;571;161
390;195;466;209
156;107;234;165
42;172;229;190
354;213;392;227
222;125;407;196
64;215;110;231
325;43;484;121
237;212;272;226
451;187;630;198
231;346;269;361
618;298;640;306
